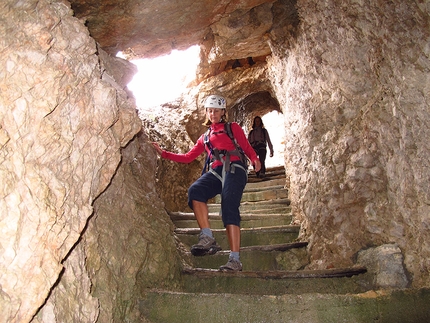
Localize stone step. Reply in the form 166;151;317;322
185;242;309;271
264;165;286;173
247;173;286;183
214;187;289;203
169;212;292;229
180;266;370;295
243;187;288;202
175;225;300;249
140;288;430;323
207;198;291;214
247;165;286;178
244;177;286;190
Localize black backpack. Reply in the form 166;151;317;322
249;128;267;148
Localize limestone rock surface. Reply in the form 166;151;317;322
0;0;141;322
267;0;430;286
357;244;409;289
69;0;276;59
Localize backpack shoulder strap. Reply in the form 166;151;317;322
224;122;234;141
203;128;211;146
201;128;212;175
224;122;249;167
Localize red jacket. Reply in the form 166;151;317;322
161;122;258;169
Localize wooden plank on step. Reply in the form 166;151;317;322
181;242;308;256
174;225;301;235
169;212;290;220
182;266;367;279
240;242;308;252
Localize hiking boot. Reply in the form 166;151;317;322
219;258;243;272
190;233;221;256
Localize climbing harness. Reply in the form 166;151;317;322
201;122;249;188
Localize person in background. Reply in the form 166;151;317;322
152;95;261;271
248;116;274;178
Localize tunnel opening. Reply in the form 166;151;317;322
260;111;285;167
230;91;284;167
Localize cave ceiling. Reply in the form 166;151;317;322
70;0;285;62
70;0;298;121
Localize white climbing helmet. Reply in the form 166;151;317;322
204;95;226;109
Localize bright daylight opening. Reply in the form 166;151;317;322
117;45;201;111
261;111;285;167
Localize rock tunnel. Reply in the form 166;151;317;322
1;0;429;322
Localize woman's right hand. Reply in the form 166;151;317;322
152;142;163;156
253;159;261;173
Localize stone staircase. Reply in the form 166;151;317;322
139;166;430;322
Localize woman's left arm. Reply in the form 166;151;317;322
265;129;274;156
153;136;205;163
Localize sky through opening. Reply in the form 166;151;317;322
118;45;200;109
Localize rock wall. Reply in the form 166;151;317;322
69;0;274;58
267;0;430;286
81;134;181;322
32;132;183;323
142;95;206;212
0;0;142;322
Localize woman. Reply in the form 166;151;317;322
152;95;261;271
248;116;274;178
